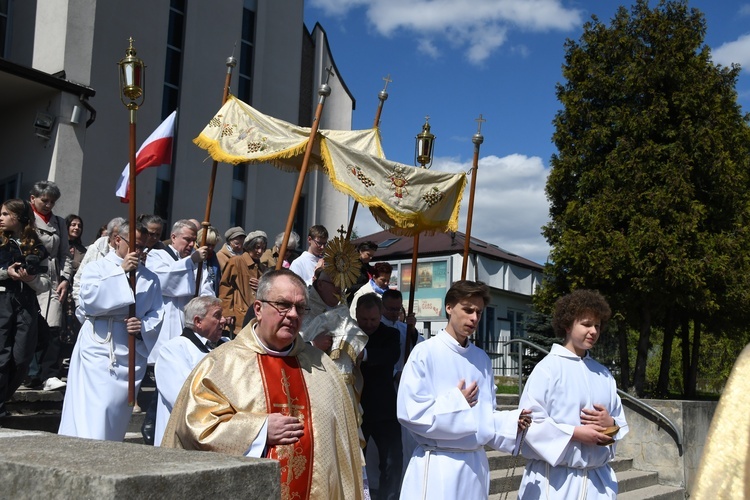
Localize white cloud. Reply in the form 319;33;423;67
309;0;582;64
417;38;440;59
309;0;370;16
713;33;750;72
740;5;750;16
354;153;552;264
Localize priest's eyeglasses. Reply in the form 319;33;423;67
260;299;310;317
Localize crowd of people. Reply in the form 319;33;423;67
0;180;629;499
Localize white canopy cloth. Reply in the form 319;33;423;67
193;96;466;235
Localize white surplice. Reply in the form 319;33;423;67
58;252;163;441
153;333;209;446
145;246;214;363
397;330;522;500
383;316;425;477
289;250;320;286
518;343;629;499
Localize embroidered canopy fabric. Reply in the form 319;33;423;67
193;96;466;234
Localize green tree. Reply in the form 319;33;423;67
539;0;750;396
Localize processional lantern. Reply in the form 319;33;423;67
415;117;435;168
405;116;436;359
117;37;146;407
118;37;146;109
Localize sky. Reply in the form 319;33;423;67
302;0;750;264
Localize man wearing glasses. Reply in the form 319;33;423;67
59;222;164;441
162;269;364;499
289;224;328;286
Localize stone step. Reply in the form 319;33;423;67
487;457;644;496
486;451;633;474
496;393;519;406
617;484;686;500
491;482;686;500
4;386;154;437
616;468;660;493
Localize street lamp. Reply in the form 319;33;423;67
406;117;436;358
117;37;145;406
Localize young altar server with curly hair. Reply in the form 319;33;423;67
518;289;628;499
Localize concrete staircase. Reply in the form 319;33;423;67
492;395;685;499
6;390;686;498
4;380;152;443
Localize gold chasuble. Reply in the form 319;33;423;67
693;343;750;499
161;320;363;500
259;355;314;499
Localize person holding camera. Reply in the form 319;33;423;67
0;199;51;418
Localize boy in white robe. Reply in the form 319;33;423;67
153;295;227;446
518;289;628;499
58;222;163;441
397;280;531;500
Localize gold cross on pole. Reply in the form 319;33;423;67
382;74;392;92
323;66;335;84
475;114;486;134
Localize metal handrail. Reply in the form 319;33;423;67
502;338;684;456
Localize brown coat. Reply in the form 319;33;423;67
215;245;237;274
218;253;266;334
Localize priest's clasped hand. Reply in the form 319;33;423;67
458;378;479;407
267;413;304;446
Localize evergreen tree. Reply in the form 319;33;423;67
539;0;750;396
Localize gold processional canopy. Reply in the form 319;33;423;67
192;95;466;236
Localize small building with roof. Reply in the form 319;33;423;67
354;229;544;376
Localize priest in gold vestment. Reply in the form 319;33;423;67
161;269;364;500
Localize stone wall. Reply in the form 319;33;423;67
617;399;716;494
0;429;279;499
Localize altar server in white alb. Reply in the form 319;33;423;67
518;289;628;499
153;295;227;446
397;280;531;500
58;222;163;441
144;219;212;364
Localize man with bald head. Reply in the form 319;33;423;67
162;269;364;499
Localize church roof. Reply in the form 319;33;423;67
352;230;543;271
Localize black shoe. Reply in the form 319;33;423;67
22;377;43;390
141;420;155;445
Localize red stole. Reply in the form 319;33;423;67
258;353;314;500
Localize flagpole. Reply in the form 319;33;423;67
461;115;485;280
196;55;237;293
276;67;335;270
345;74;391;240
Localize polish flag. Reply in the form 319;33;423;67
115;110;177;202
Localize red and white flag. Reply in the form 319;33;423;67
115;110;177;202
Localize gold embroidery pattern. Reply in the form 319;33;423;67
388;167;409;202
349;164;375;187
220;123;234;137
272;367;309;500
421;187;445;206
208;114;223;128
247;137;268;153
